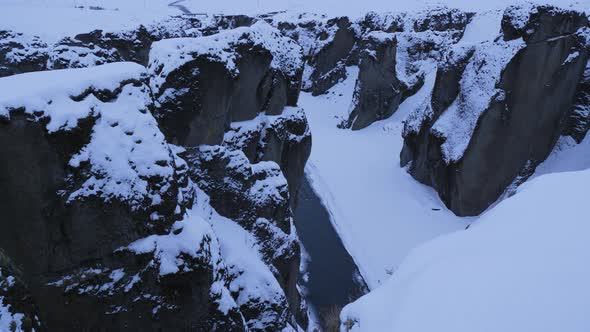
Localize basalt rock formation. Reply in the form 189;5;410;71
4;3;588;330
346;32;402;130
0;16;312;330
401;5;590;216
0;63;242;330
148;22;309;204
187;145;307;330
344;7;472;130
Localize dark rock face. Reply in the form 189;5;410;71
0;13;314;332
402;5;590;216
0;249;42;332
307;17;357;95
563;60;590;143
501;4;588;43
267;13;360;95
346;32;404;130
359;11;405;34
148;22;304;147
341;7;471;129
0;63;243;330
150;54;236;146
400;46;475;185
0;31;48;77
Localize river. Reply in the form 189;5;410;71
295;177;368;329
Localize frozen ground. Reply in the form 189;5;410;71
299;67;470;289
0;0;588;42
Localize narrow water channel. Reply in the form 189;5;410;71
295;177;368;328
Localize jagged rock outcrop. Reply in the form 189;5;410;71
223;107;312;208
201;14;257;35
146;22;311;329
0;31;48;77
148;21;303;146
0;63;247;330
265;13;358;95
344;7;472;129
0;249;41;332
147;21;310;206
187;146;307;330
346;32;403;130
1;15;244;77
49;26;153;69
306;17;357;95
401;5;590;216
563;60;590;142
48;18;207;70
0;9;315;331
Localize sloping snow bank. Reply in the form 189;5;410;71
341;165;590;332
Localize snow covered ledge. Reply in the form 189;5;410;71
0;61;190;227
341;167;590;332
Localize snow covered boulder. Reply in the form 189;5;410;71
0;30;48;77
346;32;405;130
0;63;241;330
186;145;307;330
401;5;590;216
148;21;304;146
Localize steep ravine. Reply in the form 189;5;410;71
1;3;589;331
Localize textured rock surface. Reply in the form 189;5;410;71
264;13;360;95
307;17;357;95
402;5;590;216
563;60;590;143
187;146;307;330
148;21;303;146
8;3;588;330
346;32;403;130
0;31;48;77
0;249;41;332
223;107;312;208
1;11;312;332
0;63;244;330
346;7;471;129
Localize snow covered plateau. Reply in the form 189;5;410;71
0;0;589;331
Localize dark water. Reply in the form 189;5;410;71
295;177;368;321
